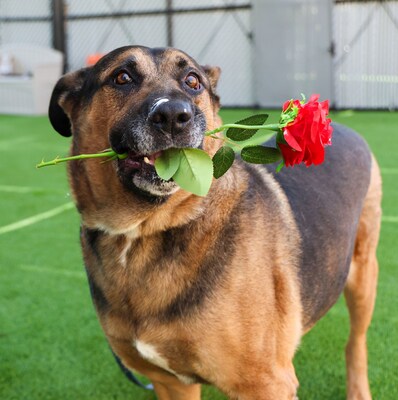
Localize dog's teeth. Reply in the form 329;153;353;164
143;156;151;164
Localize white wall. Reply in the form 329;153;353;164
4;0;397;108
334;1;398;109
252;0;333;107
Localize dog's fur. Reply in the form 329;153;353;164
48;46;382;399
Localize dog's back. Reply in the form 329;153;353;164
264;123;376;328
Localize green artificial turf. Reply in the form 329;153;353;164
0;110;397;399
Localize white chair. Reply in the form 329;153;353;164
0;44;64;115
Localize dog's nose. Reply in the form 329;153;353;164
149;100;193;134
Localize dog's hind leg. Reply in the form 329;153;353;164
344;156;382;400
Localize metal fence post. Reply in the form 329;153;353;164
52;0;67;72
166;0;173;47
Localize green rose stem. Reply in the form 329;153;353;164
36;122;283;169
36;120;285;196
204;123;281;137
36;150;127;168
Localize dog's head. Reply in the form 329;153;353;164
49;46;221;206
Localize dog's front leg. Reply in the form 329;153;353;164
107;337;201;400
227;364;299;400
152;380;201;400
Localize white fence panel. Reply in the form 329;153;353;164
252;0;333;108
2;1;398;109
334;1;398;109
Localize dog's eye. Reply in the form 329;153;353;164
115;71;133;85
184;73;201;91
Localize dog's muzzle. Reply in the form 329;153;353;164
110;97;205;199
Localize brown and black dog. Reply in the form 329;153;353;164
48;46;382;399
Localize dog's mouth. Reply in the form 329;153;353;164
110;112;207;198
121;150;163;171
116;148;179;198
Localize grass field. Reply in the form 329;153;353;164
0;109;397;400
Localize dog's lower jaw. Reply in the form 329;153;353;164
131;174;179;198
115;158;180;199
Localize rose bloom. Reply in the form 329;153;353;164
278;94;333;167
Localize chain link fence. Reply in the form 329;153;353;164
63;0;253;107
0;0;52;48
1;0;398;110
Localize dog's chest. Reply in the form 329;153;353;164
134;340;197;384
83;242;206;383
96;303;202;384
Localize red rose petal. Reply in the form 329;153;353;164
277;94;332;168
283;127;303;151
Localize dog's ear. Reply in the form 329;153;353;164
48;68;89;137
202;65;221;90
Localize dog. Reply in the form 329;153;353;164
48;45;382;399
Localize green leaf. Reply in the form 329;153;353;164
241;146;282;164
212;146;235;179
172;148;213;196
155;148;181;181
279;103;299;127
226;114;269;141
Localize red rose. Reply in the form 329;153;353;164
277;94;333;167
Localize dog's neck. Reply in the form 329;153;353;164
78;190;203;239
79;162;245;241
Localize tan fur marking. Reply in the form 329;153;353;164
98;48;157;82
344;156;381;400
250;164;303;353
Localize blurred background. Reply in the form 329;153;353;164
1;0;398;112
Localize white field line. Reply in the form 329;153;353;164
382;215;398;223
381;168;398;174
0;185;42;193
0;202;74;235
19;264;85;278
